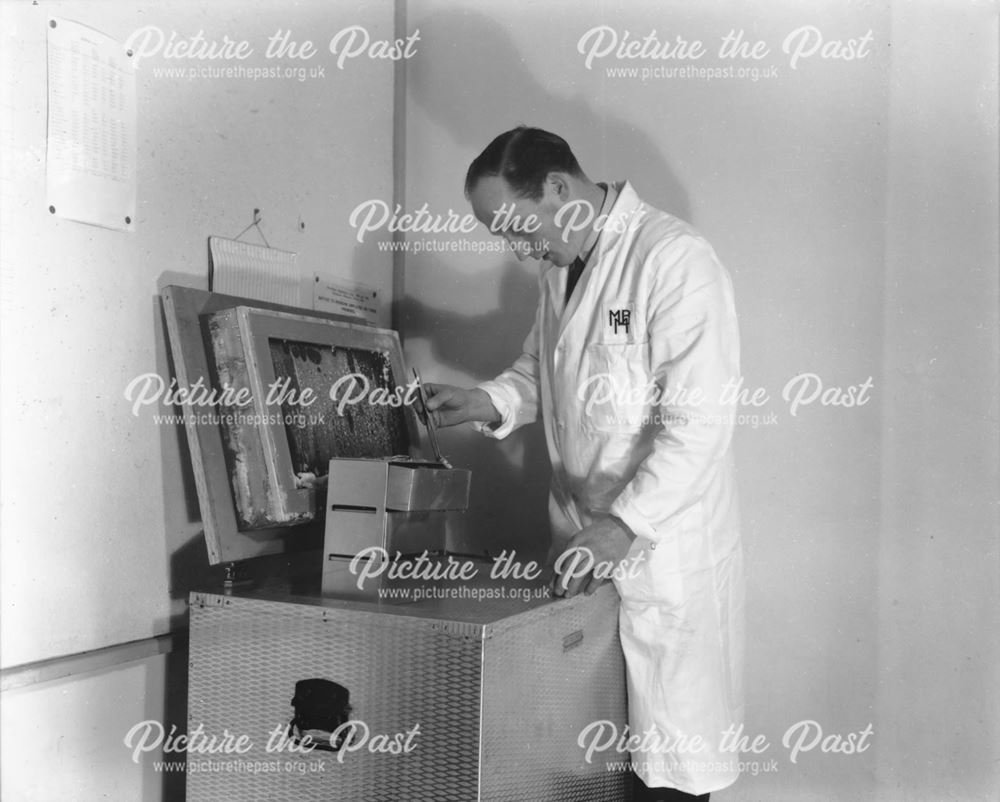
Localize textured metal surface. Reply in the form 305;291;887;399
187;596;483;801
187;586;629;801
481;585;629;801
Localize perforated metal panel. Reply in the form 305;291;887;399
187;586;628;801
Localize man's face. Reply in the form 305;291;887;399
468;175;579;267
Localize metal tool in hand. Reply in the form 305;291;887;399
412;368;450;467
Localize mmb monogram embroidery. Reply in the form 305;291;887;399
608;308;632;334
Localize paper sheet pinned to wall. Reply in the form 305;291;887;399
45;18;136;231
209;236;301;306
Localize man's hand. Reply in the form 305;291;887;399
552;516;636;598
423;384;501;428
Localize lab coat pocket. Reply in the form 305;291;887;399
613;505;706;606
614;533;685;607
581;341;651;433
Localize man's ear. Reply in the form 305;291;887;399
545;172;571;201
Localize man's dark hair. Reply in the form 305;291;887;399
464;126;584;201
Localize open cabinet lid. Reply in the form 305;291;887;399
161;285;433;565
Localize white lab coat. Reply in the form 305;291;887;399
477;181;744;794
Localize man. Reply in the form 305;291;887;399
425;127;744;801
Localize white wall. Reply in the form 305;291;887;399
0;0;396;666
1;652;188;802
1;1;397;799
876;2;999;799
400;1;997;799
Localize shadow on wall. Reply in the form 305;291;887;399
398;265;552;562
400;7;690;559
406;6;691;220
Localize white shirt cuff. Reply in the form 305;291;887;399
472;381;517;439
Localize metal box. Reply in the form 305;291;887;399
322;458;472;598
187;581;629;801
